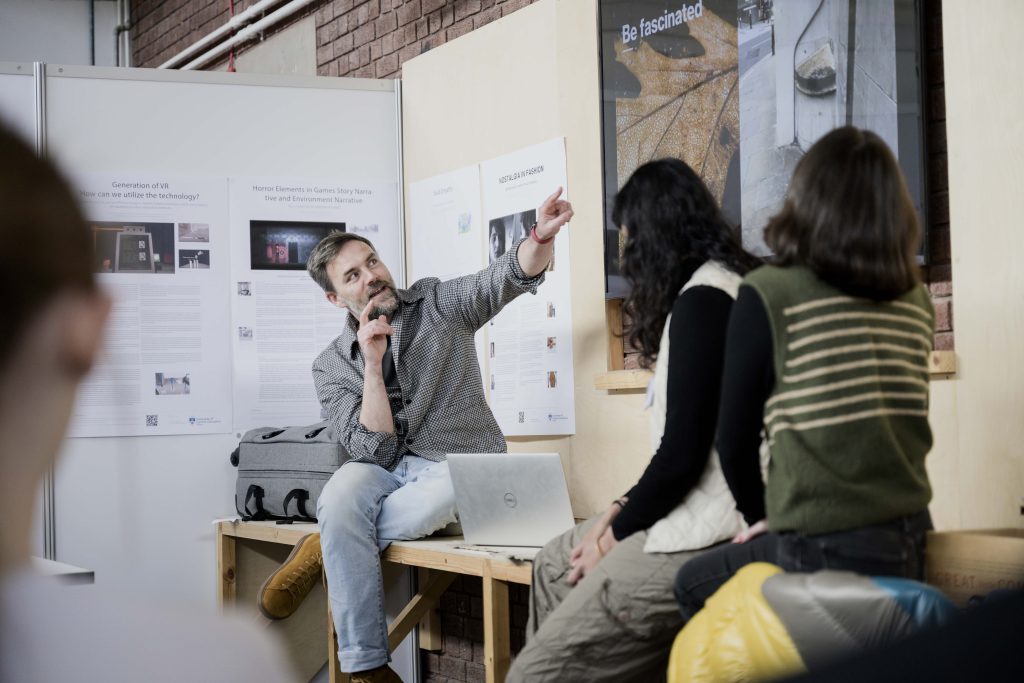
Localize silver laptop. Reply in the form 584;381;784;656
447;453;575;547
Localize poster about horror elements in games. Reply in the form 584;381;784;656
600;0;740;298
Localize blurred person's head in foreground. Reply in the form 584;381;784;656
0;124;110;572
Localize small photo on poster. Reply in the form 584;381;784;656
237;281;252;296
487;209;536;264
238;326;253;341
458;212;472;234
91;221;176;274
155;372;190;396
547;371;558;389
546;336;557;352
249;220;344;271
177;222;210;243
179;249;210;269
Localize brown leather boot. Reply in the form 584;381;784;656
257;532;322;619
349;665;403;683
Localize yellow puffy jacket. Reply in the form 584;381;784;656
668;563;804;683
668;562;957;682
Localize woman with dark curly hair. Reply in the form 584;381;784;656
673;127;935;623
507;158;760;682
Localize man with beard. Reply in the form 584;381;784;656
278;189;571;683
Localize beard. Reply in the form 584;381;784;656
365;282;399;320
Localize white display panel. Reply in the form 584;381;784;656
0;64;35;145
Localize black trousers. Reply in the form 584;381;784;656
673;509;933;620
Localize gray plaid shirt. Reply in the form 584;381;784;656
312;240;544;470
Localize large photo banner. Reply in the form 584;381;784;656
600;0;740;297
229;177;401;431
69;174;232;437
481;138;576;437
600;0;927;285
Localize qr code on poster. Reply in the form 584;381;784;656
145;414;158;427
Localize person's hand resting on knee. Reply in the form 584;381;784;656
567;498;626;584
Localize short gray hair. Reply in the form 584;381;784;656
306;231;375;293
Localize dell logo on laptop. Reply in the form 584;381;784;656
503;491;517;508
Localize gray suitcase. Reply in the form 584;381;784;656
230;421;349;522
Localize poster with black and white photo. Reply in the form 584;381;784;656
481;138;576;436
68;174;232;437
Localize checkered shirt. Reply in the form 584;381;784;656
312;239;543;471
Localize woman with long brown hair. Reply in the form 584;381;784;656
674;126;935;619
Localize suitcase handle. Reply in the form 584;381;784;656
283;488;315;522
241;484;268;521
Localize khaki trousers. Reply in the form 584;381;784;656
506;517;704;683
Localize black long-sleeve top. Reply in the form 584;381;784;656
610;270;736;541
714;284;775;524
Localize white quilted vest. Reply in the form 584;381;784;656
643;261;761;553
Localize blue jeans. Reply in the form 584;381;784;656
673;510;932;621
317;455;459;672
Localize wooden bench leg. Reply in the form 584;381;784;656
217;528;236;609
483;566;511;683
417;568;444;651
387;570;456;651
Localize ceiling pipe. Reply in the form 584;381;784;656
115;0;132;67
158;0;284;70
180;0;318;71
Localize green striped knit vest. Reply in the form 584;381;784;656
745;265;934;534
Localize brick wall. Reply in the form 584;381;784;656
425;576;529;683
131;0;269;68
922;0;953;350
312;0;536;79
131;1;537;75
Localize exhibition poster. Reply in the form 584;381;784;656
68;174;232;437
229;177;402;431
408;164;487;388
480;138;576;436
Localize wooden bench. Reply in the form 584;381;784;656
216;520;532;683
